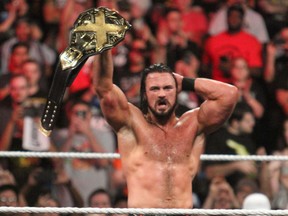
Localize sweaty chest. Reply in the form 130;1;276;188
141;128;193;162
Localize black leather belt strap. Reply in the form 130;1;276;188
39;7;131;136
39;58;87;136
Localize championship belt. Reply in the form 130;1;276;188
39;7;131;136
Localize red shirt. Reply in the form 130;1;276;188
203;31;262;82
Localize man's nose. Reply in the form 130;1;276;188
158;89;166;97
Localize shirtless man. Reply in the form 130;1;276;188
94;50;238;208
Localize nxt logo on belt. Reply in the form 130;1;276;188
60;7;131;70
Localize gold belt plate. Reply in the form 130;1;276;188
60;7;131;70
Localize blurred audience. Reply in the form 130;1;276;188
264;26;288;147
202;177;240;209
87;188;112;216
155;7;200;70
202;4;263;82
1;17;56;76
203;103;259;186
0;0;19;44
230;57;265;119
270;162;288;209
22;59;48;98
114;48;145;108
171;0;209;46
230;57;267;147
0;42;29;100
269;118;288;196
208;0;269;44
256;0;288;39
55;100;113;206
21;158;84;211
32;193;61;216
234;177;260;207
0;184;23;216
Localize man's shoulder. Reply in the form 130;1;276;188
177;108;200;129
246;8;265;20
238;31;259;39
119;103;147;128
207;31;230;43
236;31;261;45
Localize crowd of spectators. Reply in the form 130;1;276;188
1;0;288;213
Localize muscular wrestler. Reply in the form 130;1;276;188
94;50;238;208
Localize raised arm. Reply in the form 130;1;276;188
195;78;238;134
174;74;238;134
94;50;132;132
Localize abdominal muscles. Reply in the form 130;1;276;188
124;150;194;208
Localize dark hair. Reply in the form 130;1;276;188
164;7;180;18
10;74;29;83
228;102;253;125
140;63;177;114
235;177;259;194
0;184;19;200
113;194;128;207
88;188;111;206
117;0;131;12
70;99;91;109
22;59;40;67
11;41;29;53
15;17;31;28
227;4;245;18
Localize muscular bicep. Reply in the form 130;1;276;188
197;98;234;135
99;84;132;132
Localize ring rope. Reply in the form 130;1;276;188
0;207;287;215
0;151;120;159
1;151;288;161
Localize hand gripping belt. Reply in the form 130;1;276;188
39;7;131;136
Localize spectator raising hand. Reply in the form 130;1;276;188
202;177;240;209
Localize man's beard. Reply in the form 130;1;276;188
148;98;177;122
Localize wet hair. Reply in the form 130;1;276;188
140;63;177;114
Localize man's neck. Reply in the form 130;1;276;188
228;29;242;35
147;112;177;128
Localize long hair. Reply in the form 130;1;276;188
140;63;177;114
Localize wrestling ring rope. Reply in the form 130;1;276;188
2;151;288;215
2;151;288;161
0;207;288;215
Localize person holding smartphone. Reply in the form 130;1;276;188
60;100;113;206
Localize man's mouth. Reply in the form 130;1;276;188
157;100;168;109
